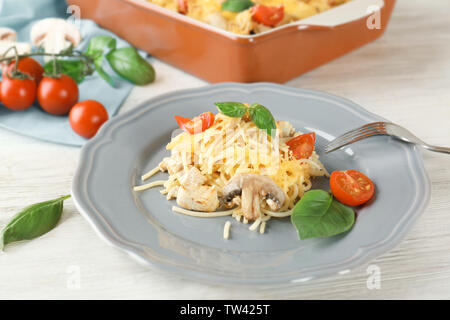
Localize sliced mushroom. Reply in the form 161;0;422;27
30;18;81;61
0;27;17;42
222;174;285;220
0;27;31;59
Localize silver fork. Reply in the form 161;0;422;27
324;122;450;154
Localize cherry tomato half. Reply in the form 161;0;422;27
178;0;188;14
5;57;44;85
286;132;315;159
330;169;375;206
69;100;109;139
174;112;215;134
37;74;79;115
0;75;36;111
251;5;284;27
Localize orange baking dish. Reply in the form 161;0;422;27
68;0;395;83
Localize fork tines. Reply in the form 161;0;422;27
325;122;388;153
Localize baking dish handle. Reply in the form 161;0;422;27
296;0;385;29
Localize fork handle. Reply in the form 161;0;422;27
422;144;450;154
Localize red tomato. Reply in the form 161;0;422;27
5;58;44;84
330;169;375;206
286;132;315;159
37;74;79;115
0;75;36;111
198;112;215;131
178;0;188;14
69;100;109;139
251;5;284;27
174;112;215;134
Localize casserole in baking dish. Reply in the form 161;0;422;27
144;0;352;35
68;0;395;82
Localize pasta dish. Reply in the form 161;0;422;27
145;0;351;35
134;102;329;238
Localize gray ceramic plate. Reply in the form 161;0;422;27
72;83;431;287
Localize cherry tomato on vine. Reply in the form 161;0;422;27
37;74;79;115
286;132;316;159
0;75;36;111
5;57;44;85
251;5;284;27
69;100;109;139
330;169;375;206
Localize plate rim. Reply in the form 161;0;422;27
72;82;431;287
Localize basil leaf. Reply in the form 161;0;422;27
85;35;116;59
94;59;115;86
291;190;355;240
222;0;254;12
248;103;276;135
105;47;155;85
85;36;117;86
215;102;248;118
0;195;70;250
43;59;90;83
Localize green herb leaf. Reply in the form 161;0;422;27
291;190;355;240
0;195;70;250
85;36;117;86
215;102;248;118
222;0;254;12
248;103;276;135
105;47;155;85
43;59;92;83
85;35;117;59
94;59;115;86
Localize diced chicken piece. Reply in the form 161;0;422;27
158;156;183;175
166;186;179;200
206;13;228;30
179;166;206;187
176;185;220;212
277;121;295;138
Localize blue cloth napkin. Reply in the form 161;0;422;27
0;0;135;146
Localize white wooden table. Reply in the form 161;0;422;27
1;0;449;299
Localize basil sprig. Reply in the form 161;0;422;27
214;101;276;135
85;35;117;86
248;103;276;135
44;59;92;84
43;35;156;87
291;190;355;240
214;102;248;117
222;0;255;12
0;195;70;250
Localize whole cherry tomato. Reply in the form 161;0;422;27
330;169;375;206
37;74;79;115
0;75;36;111
286;132;316;159
5;57;44;85
69;100;109;139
